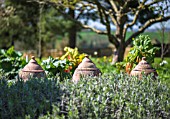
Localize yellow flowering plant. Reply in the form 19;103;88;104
60;47;86;74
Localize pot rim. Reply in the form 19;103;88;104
132;69;156;71
21;69;44;73
76;68;99;71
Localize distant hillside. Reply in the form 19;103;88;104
146;28;170;32
77;31;170;48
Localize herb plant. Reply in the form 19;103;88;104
0;73;169;118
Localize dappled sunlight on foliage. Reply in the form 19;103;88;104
0;46;26;79
41;47;86;79
116;35;159;73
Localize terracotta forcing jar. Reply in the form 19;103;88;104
19;56;46;81
130;57;158;78
72;56;102;83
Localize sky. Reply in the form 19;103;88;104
87;20;170;32
81;0;170;32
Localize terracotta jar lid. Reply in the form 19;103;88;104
72;56;101;82
19;56;45;81
22;56;44;72
130;57;158;78
77;56;98;69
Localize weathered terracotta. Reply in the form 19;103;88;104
19;56;46;81
72;56;102;82
130;57;158;78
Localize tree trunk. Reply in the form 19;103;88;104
111;49;118;65
117;43;126;62
68;26;77;48
68;8;76;48
38;38;42;60
113;22;126;63
11;40;14;47
161;25;165;61
111;44;126;64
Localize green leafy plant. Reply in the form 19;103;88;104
126;35;159;65
41;56;72;79
0;46;26;79
92;56;116;74
42;47;86;79
116;35;159;73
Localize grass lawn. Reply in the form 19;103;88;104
77;31;170;48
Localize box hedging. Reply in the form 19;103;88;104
0;73;169;119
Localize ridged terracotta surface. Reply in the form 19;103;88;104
19;56;45;81
72;56;102;82
130;57;158;78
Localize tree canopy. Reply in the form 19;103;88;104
1;0;170;61
49;0;170;62
0;0;81;50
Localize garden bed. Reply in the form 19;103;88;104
0;46;170;118
0;72;169;118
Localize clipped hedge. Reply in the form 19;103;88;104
0;73;169;119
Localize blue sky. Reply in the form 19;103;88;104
87;20;170;31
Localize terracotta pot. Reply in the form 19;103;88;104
19;56;46;81
130;57;158;78
72;56;101;83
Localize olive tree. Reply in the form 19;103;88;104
49;0;170;62
84;0;170;62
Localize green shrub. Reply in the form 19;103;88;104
153;58;170;87
41;56;72;79
126;35;159;65
0;46;26;79
91;56;115;74
0;77;61;119
116;35;159;73
0;73;169;119
46;74;169;119
41;47;86;79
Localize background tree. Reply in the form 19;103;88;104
51;0;170;62
0;0;40;49
49;0;98;48
156;22;170;61
1;0;98;54
37;3;81;58
0;0;15;49
0;0;82;58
